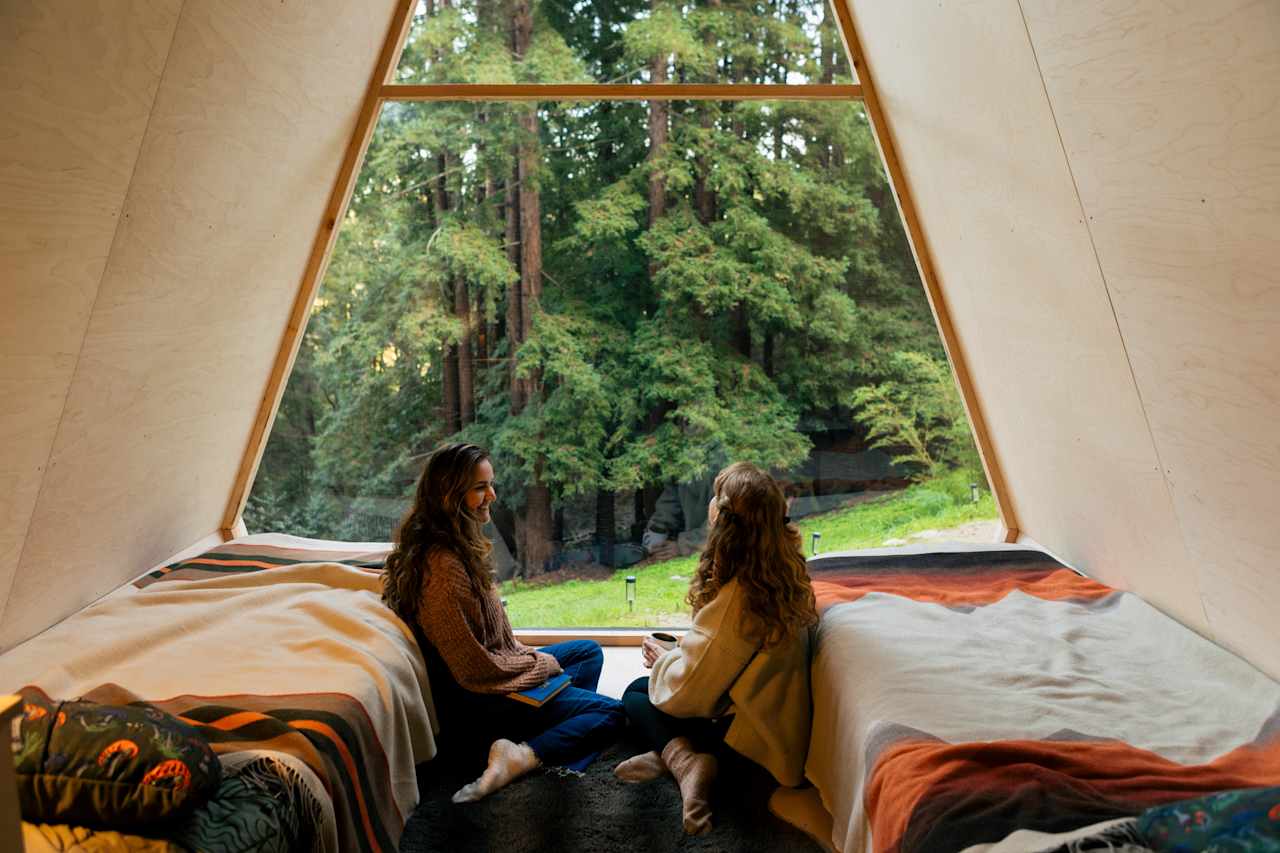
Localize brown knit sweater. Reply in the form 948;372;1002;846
417;547;561;694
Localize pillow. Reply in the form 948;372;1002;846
13;691;221;828
170;754;321;853
1138;786;1280;852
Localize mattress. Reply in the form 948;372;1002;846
0;533;431;853
804;543;1280;853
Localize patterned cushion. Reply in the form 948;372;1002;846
13;691;221;828
169;754;324;853
1139;786;1280;852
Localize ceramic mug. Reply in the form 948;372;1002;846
648;631;678;651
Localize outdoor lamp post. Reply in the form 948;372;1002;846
811;531;821;556
625;575;636;612
970;483;979;503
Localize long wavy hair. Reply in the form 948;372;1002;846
687;462;818;647
382;443;495;626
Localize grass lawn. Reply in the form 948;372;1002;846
501;469;997;628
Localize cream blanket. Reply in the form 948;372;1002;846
0;561;436;851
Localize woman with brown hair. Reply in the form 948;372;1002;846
383;443;625;802
613;461;818;835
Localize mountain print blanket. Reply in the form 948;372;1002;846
804;545;1280;853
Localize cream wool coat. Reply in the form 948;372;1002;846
648;577;812;786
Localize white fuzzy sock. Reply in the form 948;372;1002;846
451;739;541;803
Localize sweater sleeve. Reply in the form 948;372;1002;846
418;553;560;694
649;582;760;718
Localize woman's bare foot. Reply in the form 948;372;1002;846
613;750;669;783
451;739;541;803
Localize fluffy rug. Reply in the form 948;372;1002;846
400;735;825;852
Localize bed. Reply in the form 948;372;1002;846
803;543;1280;853
1;533;434;853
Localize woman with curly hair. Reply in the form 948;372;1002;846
613;461;818;835
383;443;625;802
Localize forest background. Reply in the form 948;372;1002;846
245;0;983;576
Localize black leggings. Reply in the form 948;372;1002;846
622;676;730;753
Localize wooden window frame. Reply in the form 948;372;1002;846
222;0;1019;553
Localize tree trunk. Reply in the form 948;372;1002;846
430;143;460;434
505;170;523;414
734;304;752;357
631;490;647;543
694;101;716;225
435;152;450;216
442;328;460;435
510;0;553;575
595;490;616;567
820;0;837;169
518;119;541;352
521;480;555;575
455;277;474;426
475;164;492;371
821;0;837;86
646;7;669;232
476;301;489;367
553;505;565;544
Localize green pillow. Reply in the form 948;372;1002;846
14;691;221;828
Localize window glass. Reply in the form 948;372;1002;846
247;98;996;629
392;0;856;86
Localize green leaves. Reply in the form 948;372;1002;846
519;26;592;84
248;0;971;545
568;181;646;243
849;352;981;479
623;3;712;76
424;221;518;312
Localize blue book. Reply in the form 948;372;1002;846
507;672;571;707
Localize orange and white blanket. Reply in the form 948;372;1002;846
805;544;1280;853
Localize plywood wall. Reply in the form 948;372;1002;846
845;0;1279;679
0;0;182;646
0;0;400;651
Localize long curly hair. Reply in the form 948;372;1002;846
382;443;494;627
687;462;817;648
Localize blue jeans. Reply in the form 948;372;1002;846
457;640;625;770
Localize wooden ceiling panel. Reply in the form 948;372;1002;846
0;0;181;640
0;0;400;651
841;0;1210;634
1022;0;1280;677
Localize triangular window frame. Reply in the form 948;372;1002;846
222;0;1018;544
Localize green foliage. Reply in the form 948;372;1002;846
849;352;981;479
623;3;711;75
247;0;979;559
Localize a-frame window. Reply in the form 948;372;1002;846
232;0;1012;630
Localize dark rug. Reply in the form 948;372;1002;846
399;734;825;852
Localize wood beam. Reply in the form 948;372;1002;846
380;83;863;101
0;695;21;853
827;0;1020;543
220;0;417;538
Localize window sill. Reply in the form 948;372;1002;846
514;627;686;647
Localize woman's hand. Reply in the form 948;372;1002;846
641;636;664;669
537;651;563;676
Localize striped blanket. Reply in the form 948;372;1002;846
1;557;435;853
135;540;389;589
805;545;1280;853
